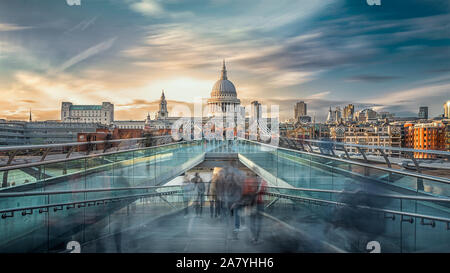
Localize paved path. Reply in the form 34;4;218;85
81;206;314;253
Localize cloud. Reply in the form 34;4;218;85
0;41;15;57
0;23;32;32
122;23;322;90
366;82;450;117
269;71;315;87
115;98;199;120
20;99;37;104
345;75;400;83
64;16;98;33
370;83;450;105
129;0;164;16
428;67;450;73
306;91;331;100
1;0;449;123
13;71;106;102
52;37;117;73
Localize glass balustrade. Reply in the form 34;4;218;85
0;138;448;253
0;141;203;252
236;139;449;253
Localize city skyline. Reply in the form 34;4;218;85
0;0;449;122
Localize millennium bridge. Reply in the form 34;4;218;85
0;136;448;253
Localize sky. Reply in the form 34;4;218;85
0;0;449;122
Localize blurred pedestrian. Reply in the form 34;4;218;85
225;165;244;237
208;167;222;218
246;174;267;243
215;167;227;219
182;173;194;217
192;172;205;216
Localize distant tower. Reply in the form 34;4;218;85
335;107;342;121
326;107;334;123
157;90;168;119
418;106;428;119
445;101;450;118
29;109;32;122
343;104;354;121
251;101;262;120
294;101;307;120
144;112;151;130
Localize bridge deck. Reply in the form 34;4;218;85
81;206;328;253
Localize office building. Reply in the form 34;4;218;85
444;100;450;118
294;101;307;120
418;106;428;119
404;122;446;158
0;120;27;146
343;104;354;122
333;124;402;156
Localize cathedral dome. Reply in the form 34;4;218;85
211;79;236;97
210;60;237;98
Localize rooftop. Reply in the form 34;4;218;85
70;105;103;110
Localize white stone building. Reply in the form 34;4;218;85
61;102;114;125
113;120;145;129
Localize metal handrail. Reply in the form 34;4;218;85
0;190;181;215
267;186;450;203
1;182;448;203
0;139;192;172
1;182;448;230
0;137;146;152
265;191;450;224
0;185;182;198
239;138;450;184
281;136;450;156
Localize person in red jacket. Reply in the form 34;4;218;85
241;173;267;244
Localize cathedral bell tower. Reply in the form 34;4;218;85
157;90;168;119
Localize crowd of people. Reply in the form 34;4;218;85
182;164;267;244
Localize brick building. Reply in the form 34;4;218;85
404;122;446;159
77;128;142;152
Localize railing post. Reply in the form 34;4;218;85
296;140;305;151
1;150;18;188
408;152;421;173
85;142;90;155
38;165;42;181
377;148;391;168
357;147;369;177
407;152;424;191
63;160;67;175
343;146;351;159
306;143;314;153
66;145;75;159
377;148;392;182
318;146;325;154
103;139;110;153
6;150;18;166
329;143;336;157
40;148;51;162
357;147;368;162
2;171;8;188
